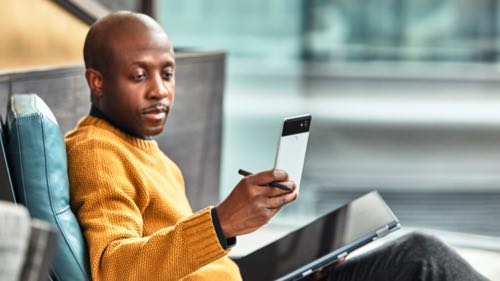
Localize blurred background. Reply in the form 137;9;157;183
156;0;500;241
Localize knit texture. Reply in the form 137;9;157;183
65;116;241;281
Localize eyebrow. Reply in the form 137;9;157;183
130;60;175;68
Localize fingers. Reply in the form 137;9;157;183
247;169;288;186
244;169;295;197
267;180;295;197
312;257;346;280
266;189;298;209
216;169;298;237
335;256;346;265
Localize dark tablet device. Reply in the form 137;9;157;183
235;191;400;281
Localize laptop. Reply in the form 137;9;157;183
235;191;400;281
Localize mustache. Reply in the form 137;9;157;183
142;104;170;114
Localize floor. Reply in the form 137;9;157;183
456;247;500;281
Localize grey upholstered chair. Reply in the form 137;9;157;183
0;201;31;281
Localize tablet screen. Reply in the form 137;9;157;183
235;191;399;281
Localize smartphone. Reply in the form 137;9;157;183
274;114;311;192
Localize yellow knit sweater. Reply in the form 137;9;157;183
65;116;241;281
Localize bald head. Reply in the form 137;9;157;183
82;11;176;137
83;11;171;72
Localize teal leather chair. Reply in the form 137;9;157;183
6;94;91;281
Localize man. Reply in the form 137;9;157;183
66;11;295;281
66;11;488;281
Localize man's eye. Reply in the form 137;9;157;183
132;73;145;81
162;72;174;80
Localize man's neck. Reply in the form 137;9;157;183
89;105;151;140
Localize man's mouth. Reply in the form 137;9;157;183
142;104;169;121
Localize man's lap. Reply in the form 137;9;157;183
326;232;489;281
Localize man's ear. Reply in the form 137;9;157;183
85;68;104;97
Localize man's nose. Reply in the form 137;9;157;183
147;74;169;100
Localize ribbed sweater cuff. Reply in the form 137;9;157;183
182;207;229;266
211;207;237;249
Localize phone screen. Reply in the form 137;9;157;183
274;114;311;192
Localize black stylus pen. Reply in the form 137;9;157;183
238;169;292;192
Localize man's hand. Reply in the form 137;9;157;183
216;169;297;237
299;257;346;281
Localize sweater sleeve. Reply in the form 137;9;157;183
68;139;230;281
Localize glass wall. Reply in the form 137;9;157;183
303;0;500;62
159;0;500;239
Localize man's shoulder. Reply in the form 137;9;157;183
65;116;127;154
65;124;136;179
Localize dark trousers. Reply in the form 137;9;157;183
327;232;490;281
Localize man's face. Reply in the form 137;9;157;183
99;29;175;137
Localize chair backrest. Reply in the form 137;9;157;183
5;93;91;281
0;122;16;202
0;201;31;281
